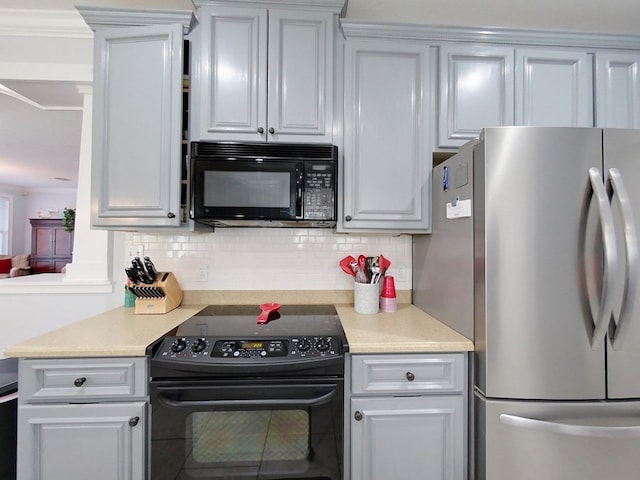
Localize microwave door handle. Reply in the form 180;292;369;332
157;389;336;409
296;186;303;218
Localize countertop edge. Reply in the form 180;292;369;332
4;303;474;358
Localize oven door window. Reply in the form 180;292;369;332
151;380;343;480
190;410;308;463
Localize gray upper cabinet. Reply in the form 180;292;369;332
341;36;433;232
596;52;640;128
191;2;338;143
515;47;593;127
438;45;514;148
91;24;185;228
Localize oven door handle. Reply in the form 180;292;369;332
157;389;336;409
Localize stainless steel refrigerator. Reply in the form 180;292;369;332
413;127;640;480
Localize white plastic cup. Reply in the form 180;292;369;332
354;281;380;314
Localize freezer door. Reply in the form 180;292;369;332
603;128;640;399
476;393;640;480
476;127;607;400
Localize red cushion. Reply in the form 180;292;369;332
0;258;11;274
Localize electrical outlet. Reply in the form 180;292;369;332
127;245;144;262
197;264;208;282
396;265;408;283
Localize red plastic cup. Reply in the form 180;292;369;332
381;275;396;298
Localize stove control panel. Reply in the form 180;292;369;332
155;336;341;361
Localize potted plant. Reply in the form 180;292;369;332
63;208;76;232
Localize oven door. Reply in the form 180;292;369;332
191;158;302;222
150;378;343;480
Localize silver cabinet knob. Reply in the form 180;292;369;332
167;212;176;219
406;372;415;381
258;127;264;134
354;411;363;421
268;127;275;134
345;215;352;222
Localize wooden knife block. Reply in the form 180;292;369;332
134;272;183;315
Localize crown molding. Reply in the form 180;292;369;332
340;20;640;51
0;9;92;39
193;0;347;15
76;7;197;35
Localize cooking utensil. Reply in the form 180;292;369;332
379;254;391;276
357;255;369;283
125;267;140;285
257;303;281;324
339;256;357;277
132;257;153;284
143;256;159;282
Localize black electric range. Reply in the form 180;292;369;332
149;304;348;378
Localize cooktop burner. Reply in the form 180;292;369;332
149;304;347;378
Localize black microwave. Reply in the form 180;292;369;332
190;142;338;227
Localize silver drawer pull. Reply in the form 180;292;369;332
406;372;415;381
73;377;87;387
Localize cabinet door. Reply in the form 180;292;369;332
92;24;183;228
267;10;333;143
18;402;146;480
515;48;593;127
438;45;514;148
342;39;432;232
351;396;465;480
596;52;640;128
195;5;267;142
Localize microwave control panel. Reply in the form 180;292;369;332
304;162;336;220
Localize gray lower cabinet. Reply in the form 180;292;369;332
17;357;148;480
349;353;467;480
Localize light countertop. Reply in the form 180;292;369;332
4;302;473;358
3;305;207;358
336;304;473;353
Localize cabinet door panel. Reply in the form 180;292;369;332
515;48;593;127
92;25;183;227
596;53;640;128
198;6;267;141
18;402;146;480
342;40;432;232
351;396;464;480
439;45;514;148
268;10;332;142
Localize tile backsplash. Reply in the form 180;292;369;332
125;229;412;291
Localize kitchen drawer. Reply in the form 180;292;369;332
19;357;147;403
351;353;465;395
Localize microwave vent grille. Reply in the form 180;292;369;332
191;142;336;160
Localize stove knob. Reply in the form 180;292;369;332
297;337;312;351
315;337;331;352
191;338;207;353
170;338;187;353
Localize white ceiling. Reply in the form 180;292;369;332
2;0;640;190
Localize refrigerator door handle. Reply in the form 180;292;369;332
607;168;639;350
588;167;619;349
500;413;640;438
